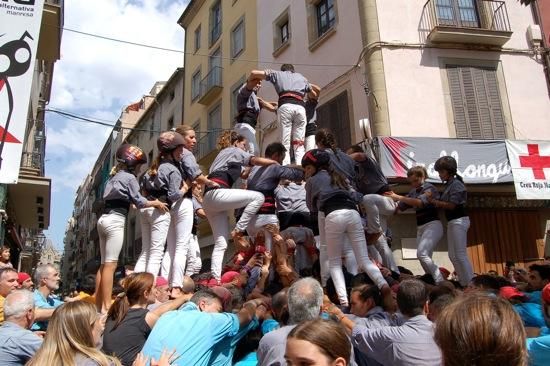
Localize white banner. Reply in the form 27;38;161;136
0;0;45;184
505;140;550;200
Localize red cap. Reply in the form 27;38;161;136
155;276;168;287
499;286;526;300
221;271;241;285
439;267;451;279
17;272;31;284
207;278;220;287
542;283;550;304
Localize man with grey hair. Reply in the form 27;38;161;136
32;264;63;331
0;289;43;365
257;277;323;365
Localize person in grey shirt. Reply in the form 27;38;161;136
247;142;304;250
250;64;312;165
257;277;323;366
329;279;442;366
0;289;43;366
234;79;277;156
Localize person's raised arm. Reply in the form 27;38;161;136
249;70;267;82
250;156;278;167
308;83;321;100
237;298;263;327
145;293;193;328
258;97;277;113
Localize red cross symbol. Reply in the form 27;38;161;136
519;144;550;180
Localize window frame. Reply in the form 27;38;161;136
272;7;291;56
316;0;336;37
194;24;201;53
191;67;202;102
439;57;514;139
231;16;246;60
210;0;222;46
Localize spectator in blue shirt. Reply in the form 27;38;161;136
527;283;550;366
141;289;263;366
0;289;42;365
32;264;63;331
500;286;546;328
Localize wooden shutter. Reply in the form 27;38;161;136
317;91;351;149
447;65;506;139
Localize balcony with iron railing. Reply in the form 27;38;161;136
198;66;223;105
421;0;512;46
196;129;223;162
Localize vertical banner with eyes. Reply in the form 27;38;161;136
0;0;45;184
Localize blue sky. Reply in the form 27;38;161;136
44;0;188;250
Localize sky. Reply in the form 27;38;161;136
44;0;189;250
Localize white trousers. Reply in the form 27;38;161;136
305;135;316;153
161;197;194;288
234;122;258;156
363;194;400;273
417;220;444;283
447;216;474;286
185;234;202;276
318;212;358;286
203;188;265;280
134;207;171;277
278;103;307;165
325;209;387;306
97;213;126;263
247;214;279;251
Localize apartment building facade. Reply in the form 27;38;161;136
178;0;259;163
357;0;550;274
256;0;369;151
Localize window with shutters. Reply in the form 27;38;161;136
316;91;351;149
446;65;506;139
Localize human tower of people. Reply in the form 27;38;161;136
0;64;549;366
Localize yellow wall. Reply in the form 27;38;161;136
182;0;258;149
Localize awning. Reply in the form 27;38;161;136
7;174;51;230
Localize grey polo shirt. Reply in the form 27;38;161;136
351;314;442;366
0;321;43;366
103;170;148;208
237;83;260;113
264;70;311;95
257;324;296;366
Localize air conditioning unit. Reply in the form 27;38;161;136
527;24;543;47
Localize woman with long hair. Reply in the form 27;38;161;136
102;272;191;365
202;130;278;282
95;144;168;314
428;155;474;286
434;293;527;366
315;129;360;284
386;166;445;284
27;301;121;366
153;131;193;297
302;149;391;308
285;318;351;366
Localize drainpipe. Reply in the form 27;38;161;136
357;0;391;137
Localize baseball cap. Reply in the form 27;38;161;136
499;286;527;301
221;271;241;285
542;283;550;304
155;276;168;287
17;272;31;284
